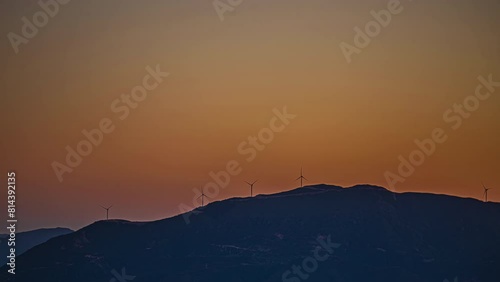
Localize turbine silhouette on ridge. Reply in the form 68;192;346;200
100;205;113;220
483;182;493;202
197;187;208;207
245;180;258;197
295;167;307;188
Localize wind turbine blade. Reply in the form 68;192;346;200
108;205;113;209
252;180;258;185
295;177;302;181
303;177;308;181
244;181;251;185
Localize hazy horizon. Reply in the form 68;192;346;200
10;183;500;233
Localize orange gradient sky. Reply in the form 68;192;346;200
1;0;499;231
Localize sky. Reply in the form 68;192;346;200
0;0;499;232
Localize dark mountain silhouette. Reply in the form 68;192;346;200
0;227;73;266
1;184;499;282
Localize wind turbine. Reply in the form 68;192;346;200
295;167;307;188
483;182;493;202
197;189;207;207
100;205;113;220
245;180;258;197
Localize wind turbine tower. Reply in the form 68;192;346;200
197;189;207;207
100;205;113;220
245;180;258;197
483;182;493;202
295;167;307;188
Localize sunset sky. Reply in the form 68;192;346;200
1;0;499;232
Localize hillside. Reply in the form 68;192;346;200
0;227;73;266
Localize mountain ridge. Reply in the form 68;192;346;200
0;227;73;266
1;184;499;282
